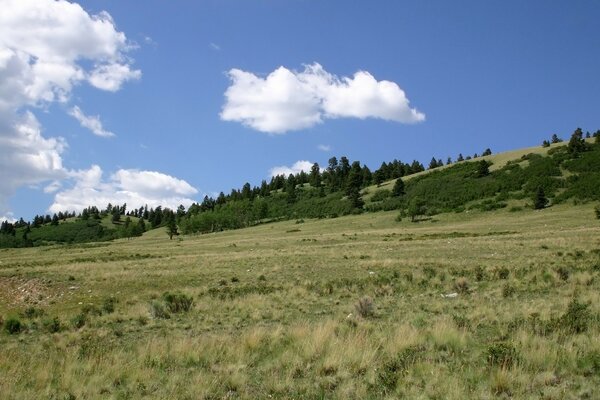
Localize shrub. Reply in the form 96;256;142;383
355;296;375;318
150;301;170;319
43;317;61;333
102;297;116;314
487;342;519;368
454;277;469;293
23;307;44;319
371;189;392;202
163;292;193;313
71;313;87;329
502;283;515;298
497;267;510;280
560;298;590;334
5;317;22;334
555;266;570;281
475;266;485;281
595;205;600;219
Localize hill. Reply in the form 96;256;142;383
0;198;598;398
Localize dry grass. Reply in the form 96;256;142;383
0;202;598;398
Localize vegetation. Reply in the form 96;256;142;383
0;202;598;398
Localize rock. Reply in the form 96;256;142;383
441;292;458;298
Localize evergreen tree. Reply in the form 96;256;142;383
476;160;490;177
286;174;297;203
567;127;586;155
457;153;464;162
345;161;363;196
309;163;321;188
429;157;438;169
551;133;562;144
542;140;550;147
482;148;492;156
362;165;372;186
534;186;548;210
392;178;405;197
51;214;59;226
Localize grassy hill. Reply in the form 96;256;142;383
0;199;599;398
0;136;599;398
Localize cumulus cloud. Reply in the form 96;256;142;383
0;0;140;217
50;166;198;213
221;63;425;134
269;160;315;177
69;106;115;138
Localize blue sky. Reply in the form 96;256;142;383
2;0;599;221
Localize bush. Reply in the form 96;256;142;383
487;342;519;368
5;317;22;334
556;266;570;281
163;292;193;313
502;283;515;298
43;317;61;333
71;313;87;329
560;298;590;334
595;205;600;219
454;277;469;294
497;267;510;280
150;301;170;319
355;296;375;318
102;297;116;314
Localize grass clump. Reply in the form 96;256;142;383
355;296;375;318
560;298;590;334
487;342;519;368
4;316;22;334
149;301;170;319
42;317;61;333
163;292;193;313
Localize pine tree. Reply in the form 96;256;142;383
392;178;405;197
534;186;548;210
309;163;321;189
476;160;490;177
567;127;586;155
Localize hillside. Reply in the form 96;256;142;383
0;199;599;398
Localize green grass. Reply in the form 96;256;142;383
0;203;599;398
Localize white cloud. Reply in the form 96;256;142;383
209;42;221;51
221;63;425;134
317;144;331;152
269;160;315;177
69;106;115;138
0;0;140;217
50;166;198;213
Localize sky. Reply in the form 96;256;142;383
1;0;600;221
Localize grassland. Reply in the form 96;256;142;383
1;202;599;399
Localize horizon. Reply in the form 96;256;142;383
2;0;600;221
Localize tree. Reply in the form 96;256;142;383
457;153;464;162
534;186;548;210
286;174;297;203
392;178;405;197
482;148;492;156
345;161;363;196
309;163;321;189
542;140;550;148
429;157;438;169
476;160;490;177
567;127;586;155
407;197;426;222
51;214;59;226
551;134;562;144
166;219;178;240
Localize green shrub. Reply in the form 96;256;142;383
102;297;116;314
23;307;44;319
497;267;510;280
502;283;515;298
487;342;519;368
71;313;87;329
5;317;22;334
595;205;600;219
149;301;170;319
560;298;590;334
163;292;193;313
42;317;61;333
371;189;392;202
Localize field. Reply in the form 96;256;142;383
1;203;599;399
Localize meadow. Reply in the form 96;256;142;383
0;202;599;399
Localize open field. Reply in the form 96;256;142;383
1;203;599;399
